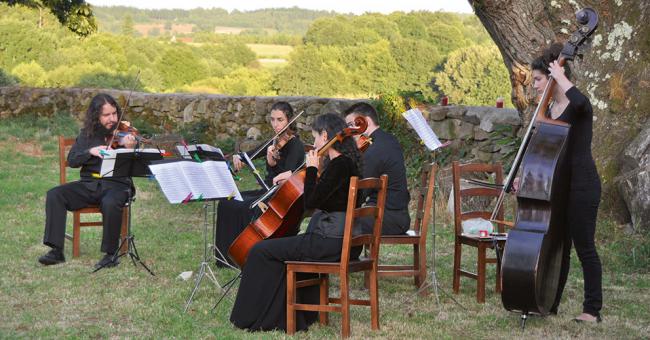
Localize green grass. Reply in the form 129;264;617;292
1;113;649;338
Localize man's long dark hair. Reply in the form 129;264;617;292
83;93;122;138
311;113;363;175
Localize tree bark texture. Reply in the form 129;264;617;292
469;0;650;224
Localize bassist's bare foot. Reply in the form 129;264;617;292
573;313;602;323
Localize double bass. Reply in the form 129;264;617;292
495;8;598;324
228;116;368;267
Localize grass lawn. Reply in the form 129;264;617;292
0;113;648;338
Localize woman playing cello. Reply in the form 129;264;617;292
522;43;603;323
215;102;304;267
230;113;363;332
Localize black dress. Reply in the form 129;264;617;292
358;128;411;235
215;136;304;266
551;86;603;317
230;155;362;332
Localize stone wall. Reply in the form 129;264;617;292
0;86;521;164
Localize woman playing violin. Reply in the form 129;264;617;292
527;43;603;323
230;113;363;332
215;101;305;267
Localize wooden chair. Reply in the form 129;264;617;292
451;161;509;303
286;175;388;338
58;136;128;258
375;162;437;294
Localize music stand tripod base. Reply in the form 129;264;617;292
93;196;155;276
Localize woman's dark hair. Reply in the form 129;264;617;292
83;93;122;137
311;113;363;175
270;101;297;132
531;42;572;80
344;102;379;125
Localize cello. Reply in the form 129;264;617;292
228;116;368;267
495;8;598;326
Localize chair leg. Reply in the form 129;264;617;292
477;244;486;303
319;274;329;326
286;268;296;335
496;242;503;293
413;244;420;287
452;240;461;294
417;242;428;296
119;207;129;255
340;274;350;338
73;212;81;258
369;268;380;330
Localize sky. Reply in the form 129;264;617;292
86;0;474;14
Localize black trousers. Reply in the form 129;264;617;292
230;232;362;332
552;185;603;317
358;208;411;235
214;189;264;267
43;179;130;254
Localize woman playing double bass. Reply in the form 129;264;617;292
230;113;363;332
517;43;603;323
215;102;304;267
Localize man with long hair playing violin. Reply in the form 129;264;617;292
38;93;137;269
230;113;363;332
215;101;305;267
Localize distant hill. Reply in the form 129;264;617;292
92;6;340;35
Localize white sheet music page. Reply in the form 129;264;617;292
402;108;443;151
203;161;243;201
148;162;192;204
176;144;224;159
178;161;222;199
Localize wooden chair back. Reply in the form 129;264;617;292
452;161;505;236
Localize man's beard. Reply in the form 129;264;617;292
94;121;116;137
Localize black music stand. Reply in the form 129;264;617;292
93;149;163;275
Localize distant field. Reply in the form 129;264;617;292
246;44;294;59
258;58;288;69
214;26;277;34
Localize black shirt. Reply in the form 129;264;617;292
557;86;600;189
304;155;359;212
361;128;410;210
68;130;131;186
247;136;305;186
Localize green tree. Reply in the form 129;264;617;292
0;68;18;86
155;47;206;89
274;44;351;96
432;44;511;106
121;14;135;36
11;61;47;86
389;37;441;97
340;40;401;95
1;0;97;37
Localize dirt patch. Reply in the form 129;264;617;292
0;136;44;157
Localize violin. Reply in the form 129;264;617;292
109;120;149;148
271;130;295;161
228;116;368;267
498;8;598;319
357;135;372;152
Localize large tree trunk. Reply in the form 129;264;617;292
469;0;650;227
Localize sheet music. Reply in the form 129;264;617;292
203;161;243;201
148;162;193;203
148;160;242;203
99;148;165;177
176;144;224;159
402;108;443;151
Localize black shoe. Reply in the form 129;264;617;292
38;248;65;266
94;253;120;270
